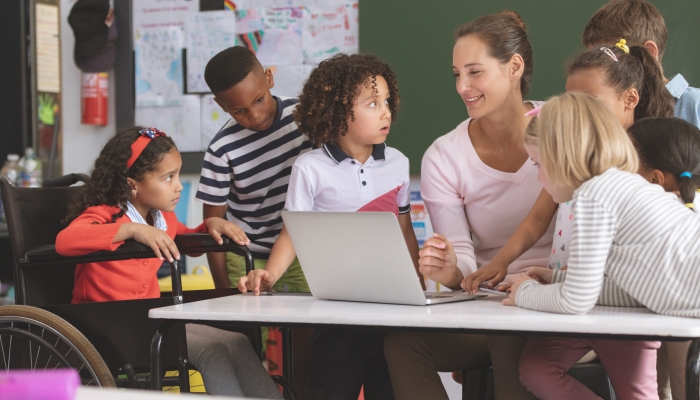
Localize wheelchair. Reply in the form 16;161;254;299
0;173;296;398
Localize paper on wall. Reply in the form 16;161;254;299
255;7;304;65
302;2;358;64
134;27;184;107
132;0;198;34
36;3;60;93
231;0;349;8
268;64;315;98
200;95;230;151
185;11;238;93
135;95;201;152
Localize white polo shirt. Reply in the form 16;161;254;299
285;142;411;215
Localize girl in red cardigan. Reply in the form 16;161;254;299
57;127;282;398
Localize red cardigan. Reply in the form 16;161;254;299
56;205;207;304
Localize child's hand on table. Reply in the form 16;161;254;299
502;274;535;306
238;270;277;295
462;261;508;294
205;217;251;246
129;223;180;262
526;267;554;284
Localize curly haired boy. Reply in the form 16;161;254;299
239;53;422;400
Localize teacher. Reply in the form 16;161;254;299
384;10;553;400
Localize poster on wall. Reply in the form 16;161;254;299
302;3;358;64
200;94;227;151
255;7;304;66
135;95;201;152
134;27;184;107
185;11;238;93
133;0;359;154
36;3;61;93
35;0;61;179
132;0;198;33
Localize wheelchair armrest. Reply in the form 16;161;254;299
23;240;156;266
175;234;250;256
23;235;253;273
174;234;254;274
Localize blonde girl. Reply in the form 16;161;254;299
508;92;700;400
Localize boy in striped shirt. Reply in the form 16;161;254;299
196;46;312;291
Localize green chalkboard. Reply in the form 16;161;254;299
359;0;700;174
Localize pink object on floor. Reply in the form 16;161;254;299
0;369;80;400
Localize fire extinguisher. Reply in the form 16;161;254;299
81;72;108;126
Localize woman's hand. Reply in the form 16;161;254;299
502;274;534;306
205;217;250;246
129;224;180;262
238;269;277;295
526;267;554;284
462;261;509;294
418;233;462;288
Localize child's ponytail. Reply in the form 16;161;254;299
568;42;674;121
627;45;674;121
678;172;700;209
628;118;700;210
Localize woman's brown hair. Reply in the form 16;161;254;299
455;10;534;96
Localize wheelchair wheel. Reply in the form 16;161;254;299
0;305;115;387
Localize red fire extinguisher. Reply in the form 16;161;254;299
81;72;108;126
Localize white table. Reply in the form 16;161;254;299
149;294;700;398
75;386;252;399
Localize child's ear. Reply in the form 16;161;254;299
623;88;640;112
642;40;660;61
264;68;275;90
126;177;138;194
649;169;665;186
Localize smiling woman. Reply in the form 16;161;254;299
383;11;553;400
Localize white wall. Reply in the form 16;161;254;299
60;0;117;175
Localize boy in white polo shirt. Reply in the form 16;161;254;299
239;53;422;400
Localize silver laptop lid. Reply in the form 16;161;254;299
282;211;428;305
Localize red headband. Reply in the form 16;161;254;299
127;127;167;168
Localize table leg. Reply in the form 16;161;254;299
150;320;178;391
283;327;294;384
687;338;700;400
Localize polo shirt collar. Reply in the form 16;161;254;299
666;74;689;100
322;142;387;164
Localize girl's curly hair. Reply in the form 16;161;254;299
64;126;177;223
293;53;399;147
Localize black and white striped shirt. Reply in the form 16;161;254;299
516;168;700;318
195;97;312;259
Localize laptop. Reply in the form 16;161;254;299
281;211;485;306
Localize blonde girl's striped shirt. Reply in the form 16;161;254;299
515;168;700;318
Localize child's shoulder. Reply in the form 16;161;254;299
667;74;700;129
384;145;409;163
74;205;123;222
577;169;659;205
293;147;332;169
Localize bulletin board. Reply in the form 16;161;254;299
131;0;359;153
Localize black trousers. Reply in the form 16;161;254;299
303;328;395;400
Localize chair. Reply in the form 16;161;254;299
0;174;261;392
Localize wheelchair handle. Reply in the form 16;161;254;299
42;173;90;187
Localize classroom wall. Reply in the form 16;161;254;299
59;0;117;175
360;0;700;174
